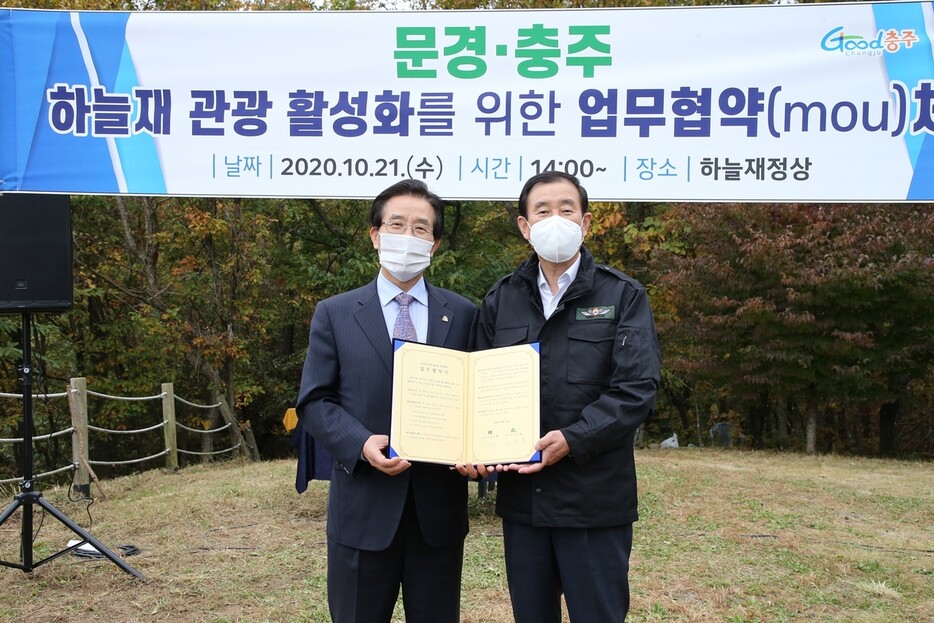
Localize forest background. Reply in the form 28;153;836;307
0;0;932;483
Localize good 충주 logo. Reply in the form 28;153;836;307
821;25;919;56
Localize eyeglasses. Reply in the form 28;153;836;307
381;221;434;239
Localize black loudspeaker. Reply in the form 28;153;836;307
0;194;73;313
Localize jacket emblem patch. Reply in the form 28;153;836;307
576;305;616;321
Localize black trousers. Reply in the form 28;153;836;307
326;493;464;623
503;520;633;623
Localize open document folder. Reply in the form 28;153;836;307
389;340;541;466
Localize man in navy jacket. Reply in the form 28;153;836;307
477;172;661;623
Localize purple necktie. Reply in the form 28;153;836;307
393;293;418;342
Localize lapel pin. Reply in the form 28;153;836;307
442;315;449;322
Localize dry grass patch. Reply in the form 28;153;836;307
0;450;930;622
632;451;933;623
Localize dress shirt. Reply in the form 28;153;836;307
538;254;581;319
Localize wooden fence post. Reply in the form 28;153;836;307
69;377;90;497
162;383;179;470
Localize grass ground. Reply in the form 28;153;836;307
0;449;931;623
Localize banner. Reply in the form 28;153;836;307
1;2;933;201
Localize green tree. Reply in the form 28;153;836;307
654;204;934;456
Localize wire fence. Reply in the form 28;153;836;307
0;379;242;487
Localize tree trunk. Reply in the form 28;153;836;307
693;394;705;448
805;398;818;455
775;396;790;449
201;407;217;463
660;379;694;444
193;357;250;460
746;392;769;449
879;399;900;457
239;419;261;462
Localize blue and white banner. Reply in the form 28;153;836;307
1;2;933;201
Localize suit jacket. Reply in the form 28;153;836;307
296;278;478;551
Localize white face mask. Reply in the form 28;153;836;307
378;232;434;282
528;215;584;263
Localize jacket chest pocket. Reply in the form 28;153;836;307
492;326;529;348
566;323;615;385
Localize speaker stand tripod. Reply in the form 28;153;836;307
0;312;145;580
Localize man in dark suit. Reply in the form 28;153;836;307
296;179;478;623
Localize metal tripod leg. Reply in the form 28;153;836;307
0;490;146;580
